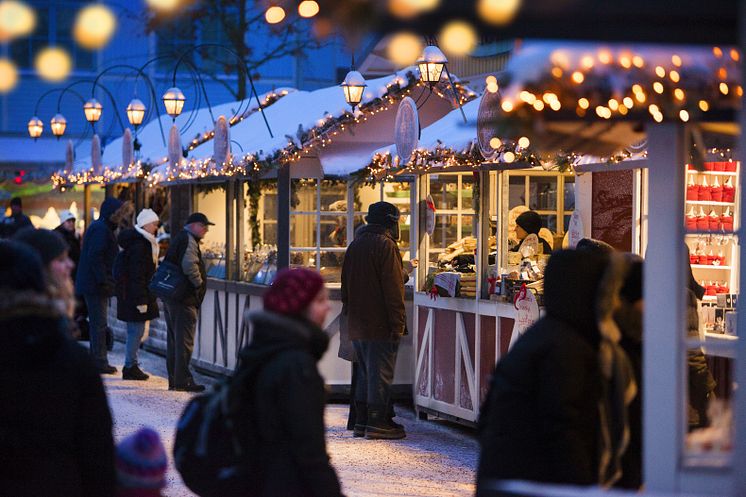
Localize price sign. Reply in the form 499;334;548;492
508;284;540;351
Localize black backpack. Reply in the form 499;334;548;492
173;352;278;497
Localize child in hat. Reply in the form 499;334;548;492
115;427;168;497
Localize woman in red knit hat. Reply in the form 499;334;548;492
239;267;344;497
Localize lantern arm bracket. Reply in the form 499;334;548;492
443;65;467;124
56;79;127;135
32;88;91;148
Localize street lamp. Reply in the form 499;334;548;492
83;98;102;123
417;45;448;85
162;86;185;119
27;116;43;139
126;98;146;127
341;70;367;110
50;113;67;139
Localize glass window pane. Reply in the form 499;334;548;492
290;251;316;270
320;214;347;247
509;175;526;209
529;176;558;210
319;251;344;283
356;182;382;213
564;176;576;210
195;185;226;249
462;214;476;238
320;180;346;211
431;214;459;249
539;214;556;234
290;214;317;248
292;179;317;211
461;174;476;211
430;174;460;210
383;182;410;211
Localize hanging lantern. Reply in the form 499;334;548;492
417;45;448;85
162;86;185;119
83;98;102;123
50;113;67;139
27;116;42;139
126;98;146;127
341;70;366;110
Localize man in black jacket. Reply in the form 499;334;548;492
163;212;213;392
75;197;123;374
0;197;32;239
341;201;406;440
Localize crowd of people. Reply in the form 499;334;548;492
0;195;713;496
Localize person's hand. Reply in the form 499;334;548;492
410;259;419;268
136;305;147;313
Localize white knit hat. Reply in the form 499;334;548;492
136;208;159;228
58;210;76;224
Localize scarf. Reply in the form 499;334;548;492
135;225;159;266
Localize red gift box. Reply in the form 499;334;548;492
709;216;721;231
690;254;700;264
722;185;735;203
717;283;729;294
696;216;710;231
705;283;717;296
687;164;696;170
725;161;738;172
720;215;734;231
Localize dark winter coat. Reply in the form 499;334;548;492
164;229;206;308
240;311;343;497
75;198;122;297
477;250;612;489
0;211;32;239
114;228;159;322
341;224;406;341
0;289;116;497
686;289;716;429
54;225;81;280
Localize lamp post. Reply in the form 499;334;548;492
83;98;103;124
27;116;43;140
341;70;367;111
50;113;67;139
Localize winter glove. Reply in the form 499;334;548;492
136;305;147;313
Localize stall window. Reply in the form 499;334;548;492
194;184;227;279
426;173;476;266
381;182;414;262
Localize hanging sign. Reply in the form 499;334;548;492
476;90;502;160
395;96;419;165
425;194;436;236
508;284;540;351
567;210;585;248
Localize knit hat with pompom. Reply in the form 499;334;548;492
115;427;167;493
263;268;324;317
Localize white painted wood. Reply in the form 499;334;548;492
575;172;593;241
457;312;478;415
455;311;463;409
644;124;686;492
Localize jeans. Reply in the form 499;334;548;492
164;302;198;387
84;294;110;368
352;339;399;408
124;321;148;368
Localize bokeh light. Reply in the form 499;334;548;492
298;0;319;18
477;0;521;26
265;5;285;24
35;46;72;82
389;0;439;19
74;4;116;50
0;0;35;41
0;58;17;93
145;0;180;11
439;20;477;56
386;32;423;67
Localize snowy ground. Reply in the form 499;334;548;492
103;342;478;497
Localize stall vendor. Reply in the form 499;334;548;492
511;210;553;255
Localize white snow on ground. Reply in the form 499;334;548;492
103;342;477;497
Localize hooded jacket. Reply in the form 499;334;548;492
114;228;159;322
341;223;406;341
0;289;116;497
238;311;343;497
75;198;123;296
54;224;81;280
477;250;635;490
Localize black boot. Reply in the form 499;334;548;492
365;405;405;440
122;365;149;381
353;402;367;437
388;402;403;430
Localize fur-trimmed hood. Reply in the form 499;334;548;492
0;289;66;367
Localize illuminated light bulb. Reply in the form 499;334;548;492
635;91;646;103
648;104;659;114
598;49;612;64
674;88;685;101
27;116;42;138
653;112;663;123
653;82;664;94
655;66;665;78
618;104;628;115
720;82;729;95
489;137;502;149
671;54;682;67
730;48;740;61
679;109;689;122
619;55;632;69
623;97;634;108
83;98;103;123
519;91;535;104
542;92;557;103
595;106;607;118
35;46;72;82
632;55;644;68
501;100;514;112
737;86;744;97
517;136;530;148
485;75;497;87
718;67;727;80
389;0;439;18
487;81;499;93
571;71;584;84
549;100;561;111
0;58;17;92
0;0;35;41
669;70;680;83
73;4;116;50
145;0;180;11
532;100;544;111
632;84;643;94
439;20;477;56
298;0;319;18
551;67;563;78
713;46;723;58
265;5;285;24
581;55;594;69
578;97;589;109
386;32;423;66
607;99;618;111
477;0;521;26
699;100;709;112
503;151;515;163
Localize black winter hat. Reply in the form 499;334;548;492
9;197;21;207
14;227;68;265
576;237;615;254
366;201;400;226
0;240;45;292
515;210;542;235
620;258;643;303
185;212;215;226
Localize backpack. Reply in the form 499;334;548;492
173;351;279;497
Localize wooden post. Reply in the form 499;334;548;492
235;180;245;281
277;164;291;270
225;180;235;281
83;184;91;232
